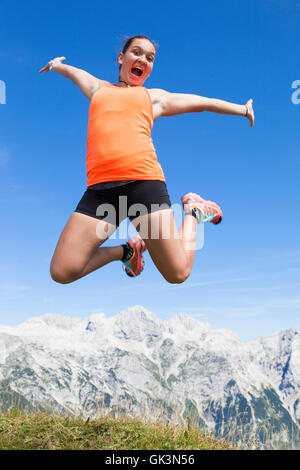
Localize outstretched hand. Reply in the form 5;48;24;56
38;56;66;74
245;98;254;128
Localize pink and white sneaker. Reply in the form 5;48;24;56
181;192;223;224
122;234;147;277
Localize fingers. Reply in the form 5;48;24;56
246;113;254;127
38;61;51;74
38;57;66;73
246;98;254;127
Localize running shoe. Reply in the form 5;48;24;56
122;234;147;277
181;192;223;224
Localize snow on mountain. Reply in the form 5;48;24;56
0;305;299;448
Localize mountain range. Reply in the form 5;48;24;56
0;305;299;449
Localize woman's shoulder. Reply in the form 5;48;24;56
90;80;112;99
147;88;168;105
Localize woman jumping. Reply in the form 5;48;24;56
39;35;254;284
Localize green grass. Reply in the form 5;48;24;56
0;410;234;450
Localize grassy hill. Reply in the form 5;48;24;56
0;410;234;450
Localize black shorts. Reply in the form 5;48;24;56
74;180;172;228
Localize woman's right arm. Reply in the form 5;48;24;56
39;57;106;100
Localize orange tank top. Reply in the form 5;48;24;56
86;83;165;187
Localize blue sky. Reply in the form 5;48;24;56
1;0;300;341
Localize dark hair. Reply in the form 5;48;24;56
121;35;158;54
118;35;158;73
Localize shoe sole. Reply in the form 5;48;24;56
124;236;146;277
181;194;222;224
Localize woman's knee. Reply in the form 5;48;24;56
50;261;80;284
164;266;191;284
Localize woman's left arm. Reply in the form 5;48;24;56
152;89;254;128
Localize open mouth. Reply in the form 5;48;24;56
130;67;143;77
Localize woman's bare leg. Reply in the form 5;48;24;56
50;212;123;284
50;208;198;284
132;208;198;283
